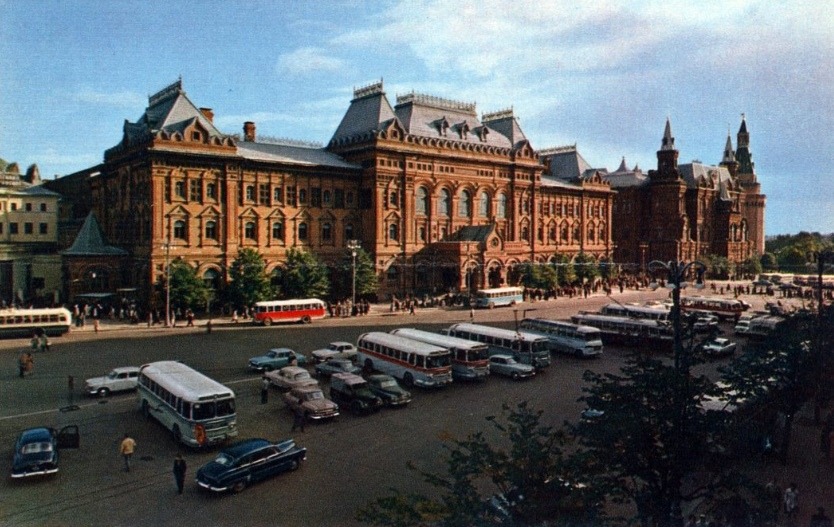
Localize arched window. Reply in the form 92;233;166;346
272;221;284;240
298;222;308;241
587;225;595;242
416;187;429;215
173;220;187;239
459;190;472;217
439;189;451;216
388;223;399;241
598;223;606;241
573;225;581;242
497;193;507;218
204;220;217;240
561;223;569;242
389;190;398;207
244;221;256;240
479;191;490;217
203;269;220;289
549;226;556;241
322;222;332;241
521;226;530;241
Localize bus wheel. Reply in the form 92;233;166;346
232;479;248;493
141;400;150;419
301;316;311;324
403;372;415;387
263;318;272;326
173;426;182;444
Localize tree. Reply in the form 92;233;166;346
573;252;599;285
357;402;601;527
760;252;778;271
273;248;330;299
331;247;378;300
552;254;576;286
166;259;212;312
226;248;275;309
776;246;808;274
598;256;620;281
519;263;559;290
737;255;763;279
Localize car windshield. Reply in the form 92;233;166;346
303;391;324;401
503;358;518;365
214;453;234;466
328;344;339;351
377;379;398;389
107;371;119;380
21;441;53;454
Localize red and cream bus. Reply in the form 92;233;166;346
252;299;327;326
680;296;750;322
357;332;453;388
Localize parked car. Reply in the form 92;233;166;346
282;386;339;420
488;355;536;380
11;425;80;479
700;337;737;357
84;366;140;397
195;437;306;493
365;374;412;407
329;372;383;415
248;348;306;372
693;314;720;333
311;341;358;364
265;366;318;392
314;358;360;377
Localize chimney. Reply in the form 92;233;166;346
199;107;214;123
243;121;256;142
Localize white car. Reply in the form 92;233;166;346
265;366;319;391
700;337;737;357
85;367;140;397
311;342;357;363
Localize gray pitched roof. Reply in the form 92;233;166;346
62;213;128;256
329;82;398;144
539;146;602;180
679;163;734;197
237;141;360;170
444;224;495;242
481;109;527;147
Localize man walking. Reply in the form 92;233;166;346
120;433;136;472
173;454;187;494
261;376;270;404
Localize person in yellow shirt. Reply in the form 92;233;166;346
120;434;136;472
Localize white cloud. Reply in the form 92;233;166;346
275;47;347;77
74;88;145;109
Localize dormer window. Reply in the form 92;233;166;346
437;117;450;137
477;127;490;142
458;122;470;139
192;131;201;141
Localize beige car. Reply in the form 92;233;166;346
266;366;318;392
282;386;339;420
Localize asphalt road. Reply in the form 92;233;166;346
0;288;767;527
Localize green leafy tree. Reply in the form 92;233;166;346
519;263;559;290
776;246;809;273
760;252;778;271
598;256;620;281
331;247;378;300
573;252;599;285
357;402;601;527
227;248;274;309
738;255;763;279
704;254;731;279
274;248;330;299
166;259;212;312
552;254;576;286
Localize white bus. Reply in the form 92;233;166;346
570;313;674;353
137;361;238;448
0;307;72;339
442;323;551;369
473;287;524;308
518;318;603;358
357;332;453;388
599;303;669;322
390;328;490;381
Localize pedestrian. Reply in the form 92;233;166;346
784;482;799;518
120;433;136;472
469;306;475;322
291;407;306;433
40;334;50;352
30;332;39;351
811;507;833;527
261;376;269;404
18;351;33;378
173;453;187;494
93;319;100;333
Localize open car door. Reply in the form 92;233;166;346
57;425;80;449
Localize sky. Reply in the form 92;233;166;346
1;0;832;235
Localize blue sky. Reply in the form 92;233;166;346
1;0;831;235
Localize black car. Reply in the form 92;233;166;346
196;438;306;493
11;426;80;479
329;373;383;414
365;374;412;407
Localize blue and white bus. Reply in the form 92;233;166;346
390;328;490;381
599;303;669;322
518;318;603;358
357;332;453;388
442;323;551;369
473;287;524;309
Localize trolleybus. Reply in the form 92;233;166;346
356;332;453;388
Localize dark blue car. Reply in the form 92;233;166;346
196;438;306;493
11;426;80;479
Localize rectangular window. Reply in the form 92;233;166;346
273;186;283;204
40;203;47;212
25;203;32;212
259;184;270;205
189;180;201;202
9;223;18;234
245;185;255;202
10;203;17;211
311;188;321;207
39;223;47;234
286;186;296;206
334;189;345;208
24;223;33;234
175;181;185;199
298;188;307;205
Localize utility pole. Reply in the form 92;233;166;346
347;240;360;309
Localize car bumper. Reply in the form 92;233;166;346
196;479;229;492
11;466;59;478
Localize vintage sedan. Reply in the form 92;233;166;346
196;438;306;493
282;386;339;420
84;366;140;397
11;426;80;479
313;358;361;377
265;366;319;391
310;341;358;363
488;355;536;380
365;374;412;407
248;348;307;372
700;337;737;357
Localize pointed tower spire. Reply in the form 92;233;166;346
720;129;739;178
661;117;675;151
616;156;629;172
735;113;755;176
654;118;679;179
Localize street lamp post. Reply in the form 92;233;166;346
347;240;360;309
164;240;171;328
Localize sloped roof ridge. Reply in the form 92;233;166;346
62;213;128;256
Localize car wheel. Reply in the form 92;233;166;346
288;459;300;471
512;372;520;380
351;401;363;415
265;365;274;372
403;372;414;387
263;318;272;327
232;479;248;493
97;387;110;397
575;350;584;359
